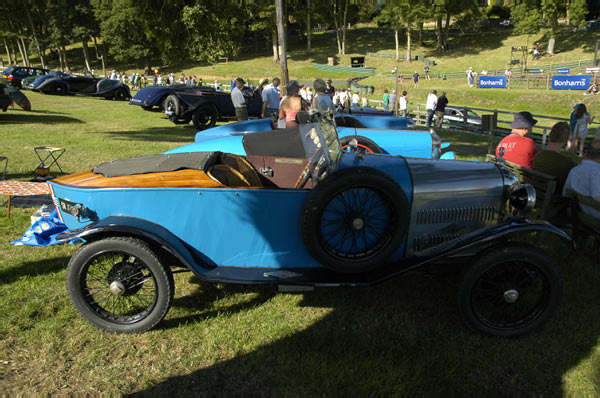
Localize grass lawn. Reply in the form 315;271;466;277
0;92;599;395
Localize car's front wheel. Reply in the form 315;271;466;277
164;94;181;121
457;243;562;337
66;236;174;333
192;105;218;130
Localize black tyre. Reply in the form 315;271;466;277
339;135;383;154
113;88;129;101
66;236;174;333
192;105;218;130
51;84;67;95
301;167;410;273
457;243;562;337
164;94;181;120
142;105;154;111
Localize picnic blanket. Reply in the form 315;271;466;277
0;180;50;196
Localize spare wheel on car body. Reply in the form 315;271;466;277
339;135;383;154
301;166;410;273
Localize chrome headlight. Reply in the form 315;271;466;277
509;184;536;213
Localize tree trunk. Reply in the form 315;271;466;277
21;38;30;66
82;39;92;71
566;0;571;25
3;38;13;65
24;5;45;68
341;0;348;55
307;0;311;57
56;47;64;70
272;30;279;62
394;29;399;60
547;36;556;55
16;39;26;66
93;36;100;59
62;44;69;71
436;16;442;50
406;28;412;63
275;0;289;90
419;23;423;45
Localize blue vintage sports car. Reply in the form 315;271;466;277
31;71;131;100
165;115;454;160
49;111;569;336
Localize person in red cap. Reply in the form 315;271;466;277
496;111;538;168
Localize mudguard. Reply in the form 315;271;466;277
35;77;67;93
56;216;214;276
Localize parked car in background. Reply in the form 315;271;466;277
164;86;263;130
0;83;11;111
50;112;569;336
2;66;50;88
164;114;454;160
443;107;482;126
499;19;514;26
130;84;216;111
576;20;600;32
31;71;131;100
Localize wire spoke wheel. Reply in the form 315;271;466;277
82;252;158;324
320;186;395;261
457;243;562;337
470;261;549;330
66;237;174;333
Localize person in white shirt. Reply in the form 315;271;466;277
399;91;408;117
231;77;248;121
352;92;360;107
156;74;162;86
563;147;600;220
425;90;437;128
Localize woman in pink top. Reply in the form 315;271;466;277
279;80;303;128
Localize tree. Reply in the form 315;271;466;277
181;3;245;64
512;3;542;35
332;0;349;55
374;4;417;62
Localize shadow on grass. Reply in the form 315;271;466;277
104;126;198;143
0;255;69;284
157;279;276;330
0;112;84;124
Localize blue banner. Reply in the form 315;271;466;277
478;76;507;88
556;68;570;74
552;75;591;90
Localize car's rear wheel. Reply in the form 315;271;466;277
192;105;218;130
457;243;562;337
340;136;383;154
51;84;67;95
301;167;410;273
66;237;174;333
164;94;181;121
113;88;129;101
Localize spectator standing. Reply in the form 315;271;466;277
413;71;419;88
382;89;390;112
110;70;117;80
398;73;404;83
352;91;360;107
390;90;397;113
505;68;512;88
424;64;430;80
434;92;448;128
399;91;408;117
339;88;347;110
332;90;340;108
261;77;280;118
533;122;578;191
569;104;579;140
571;103;595;156
324;79;335;98
313;78;335;113
425;90;437;128
562;146;600;221
152;73;158;86
361;96;368;107
191;76;197;86
157;74;163;86
231;77;248;121
230;79;235;91
496;111;538;168
306;87;313;103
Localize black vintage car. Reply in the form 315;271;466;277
164;86;263;130
0;83;11;111
31;71;131;100
2;66;50;88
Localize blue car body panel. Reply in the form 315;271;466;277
163;117;452;160
130;86;175;107
49;152;413;272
